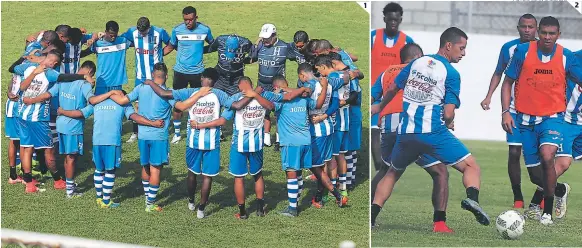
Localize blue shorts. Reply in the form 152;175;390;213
186;147;220;176
311;135;333;166
371;113;379;129
281;145;312;171
390;129;471;171
5;117;20;140
333;131;349;155
95;85;123;95
58;133;84;155
506;112;523;146
138;139;169;166
381;132;397;165
346;108;362;151
556;121;582;159
415;154;443;168
519;117;564;167
19;120;53;149
93;145;122;171
229;148;263;177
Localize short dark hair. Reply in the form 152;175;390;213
439;27;468;48
105;21;119;33
316;39;334;52
52;39;66;55
47;50;63;62
383;2;403;16
297;63;314;74
314;54;334;68
400;43;423;63
137;17;151;32
272;75;287;83
539;16;560;31
81;60;96;76
183;6;196;15
54;24;70;36
42;30;58;44
153;62;168;75
293;31;309;44
519;13;537;24
201;68;219;83
68;28;83;44
238;76;253;86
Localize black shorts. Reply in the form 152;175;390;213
173;71;202;89
257;81;275;92
214;75;242;96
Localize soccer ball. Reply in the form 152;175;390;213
495;210;525;240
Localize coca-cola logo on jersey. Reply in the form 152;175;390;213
193;106;214;115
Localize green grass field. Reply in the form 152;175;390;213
1;2;370;247
371;140;582;247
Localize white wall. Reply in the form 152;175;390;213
404;31;582;141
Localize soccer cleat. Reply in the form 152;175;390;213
340;190;349;197
8;176;23;184
25;183;45;193
256;206;266;217
67;192;83;199
513;200;524;209
433;221;454;233
100;201;121;209
171;135;181;144
96;198;103;205
279;207;298;217
306;174;317;181
337;195;349;208
53;179;66;190
188;202;196;211
274;142;280;152
197;209;205;219
220;134;227;142
540;213;553;226
234;213;248;219
524;204;542;220
461;198;490;226
126;133;138;143
555;183;571;219
311;197;323;209
145;204;162;212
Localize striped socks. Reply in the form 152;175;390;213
173;120;181;137
142;180;150;200
147;185;159;205
297;171;303;199
287;178;299;211
346;152;353;187
66;178;75;196
352;151;357;183
93;170;104;199
102;170;116;205
339;173;347;191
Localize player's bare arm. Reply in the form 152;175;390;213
243;90;275;110
174;87;212;111
19;65;46;91
25;30;45;43
57;107;84;119
145;80;174;99
315;78;328;109
481;72;503;110
443;104;456;130
190;117;227;129
282;87;309;101
129;113;164;128
163;43;174;56
108;94;131;106
88;90;123;105
500;76;516;134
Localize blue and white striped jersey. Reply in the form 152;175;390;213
19;66;60;122
299;78;335;137
123;26;170;81
328;71;350;131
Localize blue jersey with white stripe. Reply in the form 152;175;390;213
61;34;93;74
495;38;526;113
173;88;229;150
124;26;170;81
328;71;350;131
299;78;335;137
395;55;461;134
223;91;283;152
6;74;22;118
170;22;213;74
17;65;60;122
92;99;135;146
505;43;581;125
128;84;176;140
24;42;43;56
565;50;582;124
91;36;132;88
48;80;94;135
274;96;314;146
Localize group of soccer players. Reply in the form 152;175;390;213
369;2;582;232
4;6;365;219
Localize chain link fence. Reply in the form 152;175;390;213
371;1;582;39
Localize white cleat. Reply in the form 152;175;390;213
171;135;181;144
197;209;205;219
524;204;542;221
126;133;138;143
188;202;196;211
555;183;571;219
540;213;554;226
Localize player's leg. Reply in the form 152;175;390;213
370;114;383;171
418;157;452;233
138;140;150;203
280;145;299;216
171;71;188;144
60;133;83;198
6;116;22;183
92;145;105;205
346;106;362;189
517;123;546;219
536;118;563;225
32;121;63;188
186;147;202;211
371;131;397;202
197;147;220;219
100;146;122;208
506;112;525;208
145;165;162;212
146;140;168;212
127;102;139;143
250;150;266;217
229;147;249;219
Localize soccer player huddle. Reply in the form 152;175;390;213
370;2;582;232
4;6;365;219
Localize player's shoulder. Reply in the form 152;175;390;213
211;88;228;96
151;25;167;33
514;42;530;52
196;22;211;30
275;39;288;46
502;38;522;49
126;26;138;33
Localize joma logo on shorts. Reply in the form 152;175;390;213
534;69;552;75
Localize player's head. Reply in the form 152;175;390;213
201;68;219;87
439;27;468;63
538;16;560;51
43;51;62;69
237;76;254;91
55;24;71;43
51;39;66;55
293;31;309;50
137;17;151;37
68;28;83;45
327;52;346;70
272;75;288;91
104;21;120;42
400;43;424;64
79;61;97;81
259;23;277;47
152;62;168;85
40;30;58;48
225;35;240;60
517;14;537;42
383;2;403;34
314;39;334;55
182;6;197;30
314;55;335;76
297;63;315;82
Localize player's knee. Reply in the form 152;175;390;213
508;146;521;159
539;146;557;162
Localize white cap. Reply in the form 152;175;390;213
259;23;276;38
